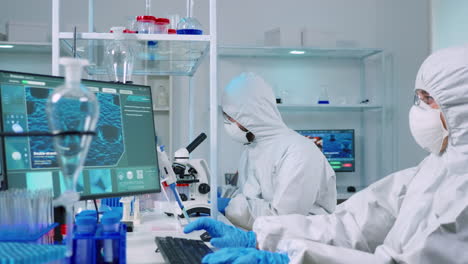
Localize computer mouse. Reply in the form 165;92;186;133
347;186;356;193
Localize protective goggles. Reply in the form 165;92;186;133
413;89;435;106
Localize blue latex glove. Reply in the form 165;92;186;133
202;248;290;264
183;218;257;248
217;197;231;214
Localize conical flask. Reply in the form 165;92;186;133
105;27;135;83
46;57;99;257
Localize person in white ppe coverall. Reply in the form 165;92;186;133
221;72;337;229
185;45;468;264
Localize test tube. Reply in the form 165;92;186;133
101;211;122;264
73;216;97;263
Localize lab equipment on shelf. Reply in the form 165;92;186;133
0;189;56;244
136;16;156;34
177;0;203;35
105;27;135;84
317;85;330;104
153;18;170;34
177;17;203;35
46;58;100;257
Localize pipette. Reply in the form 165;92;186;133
157;146;191;223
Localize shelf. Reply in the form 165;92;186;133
59;33;210;76
0;41;51;53
277;104;383;112
218;46;383;59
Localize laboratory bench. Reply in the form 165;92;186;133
126;212;232;264
126;188;360;263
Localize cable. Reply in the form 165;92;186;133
93;199;99;223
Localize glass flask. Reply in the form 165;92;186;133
177;17;203;35
105;27;135;83
46;58;99;257
317;85;330;104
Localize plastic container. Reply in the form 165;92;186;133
153;18;170;34
168;29;177;34
136;16;156;34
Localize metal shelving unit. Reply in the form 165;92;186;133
52;0;219;218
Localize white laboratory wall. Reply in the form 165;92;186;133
431;0;468;51
191;0;431;186
0;0;431;187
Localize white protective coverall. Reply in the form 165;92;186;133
222;73;337;230
253;46;468;263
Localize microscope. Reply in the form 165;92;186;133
163;133;212;217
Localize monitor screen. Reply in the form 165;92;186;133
296;129;355;172
0;71;161;199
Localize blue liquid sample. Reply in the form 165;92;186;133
176;29;203;35
318;100;330;104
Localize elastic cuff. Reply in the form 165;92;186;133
247;231;257;248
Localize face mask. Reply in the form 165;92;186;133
409;103;449;154
224;122;250;144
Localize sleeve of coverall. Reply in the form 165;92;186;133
394;199;468;263
254;166;419;254
276;239;388;264
226;148;329;230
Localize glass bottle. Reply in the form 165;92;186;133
46;58;100;257
105;27;135;83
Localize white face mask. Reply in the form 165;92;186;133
409;103;449;154
224;122;250;144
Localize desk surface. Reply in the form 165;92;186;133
126;212;232;264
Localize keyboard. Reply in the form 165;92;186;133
155;236;213;264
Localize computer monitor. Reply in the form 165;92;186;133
296;129;355;172
0;70;161;199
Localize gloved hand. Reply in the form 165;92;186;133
217;197;231;214
183;218;256;248
202;248;290;264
